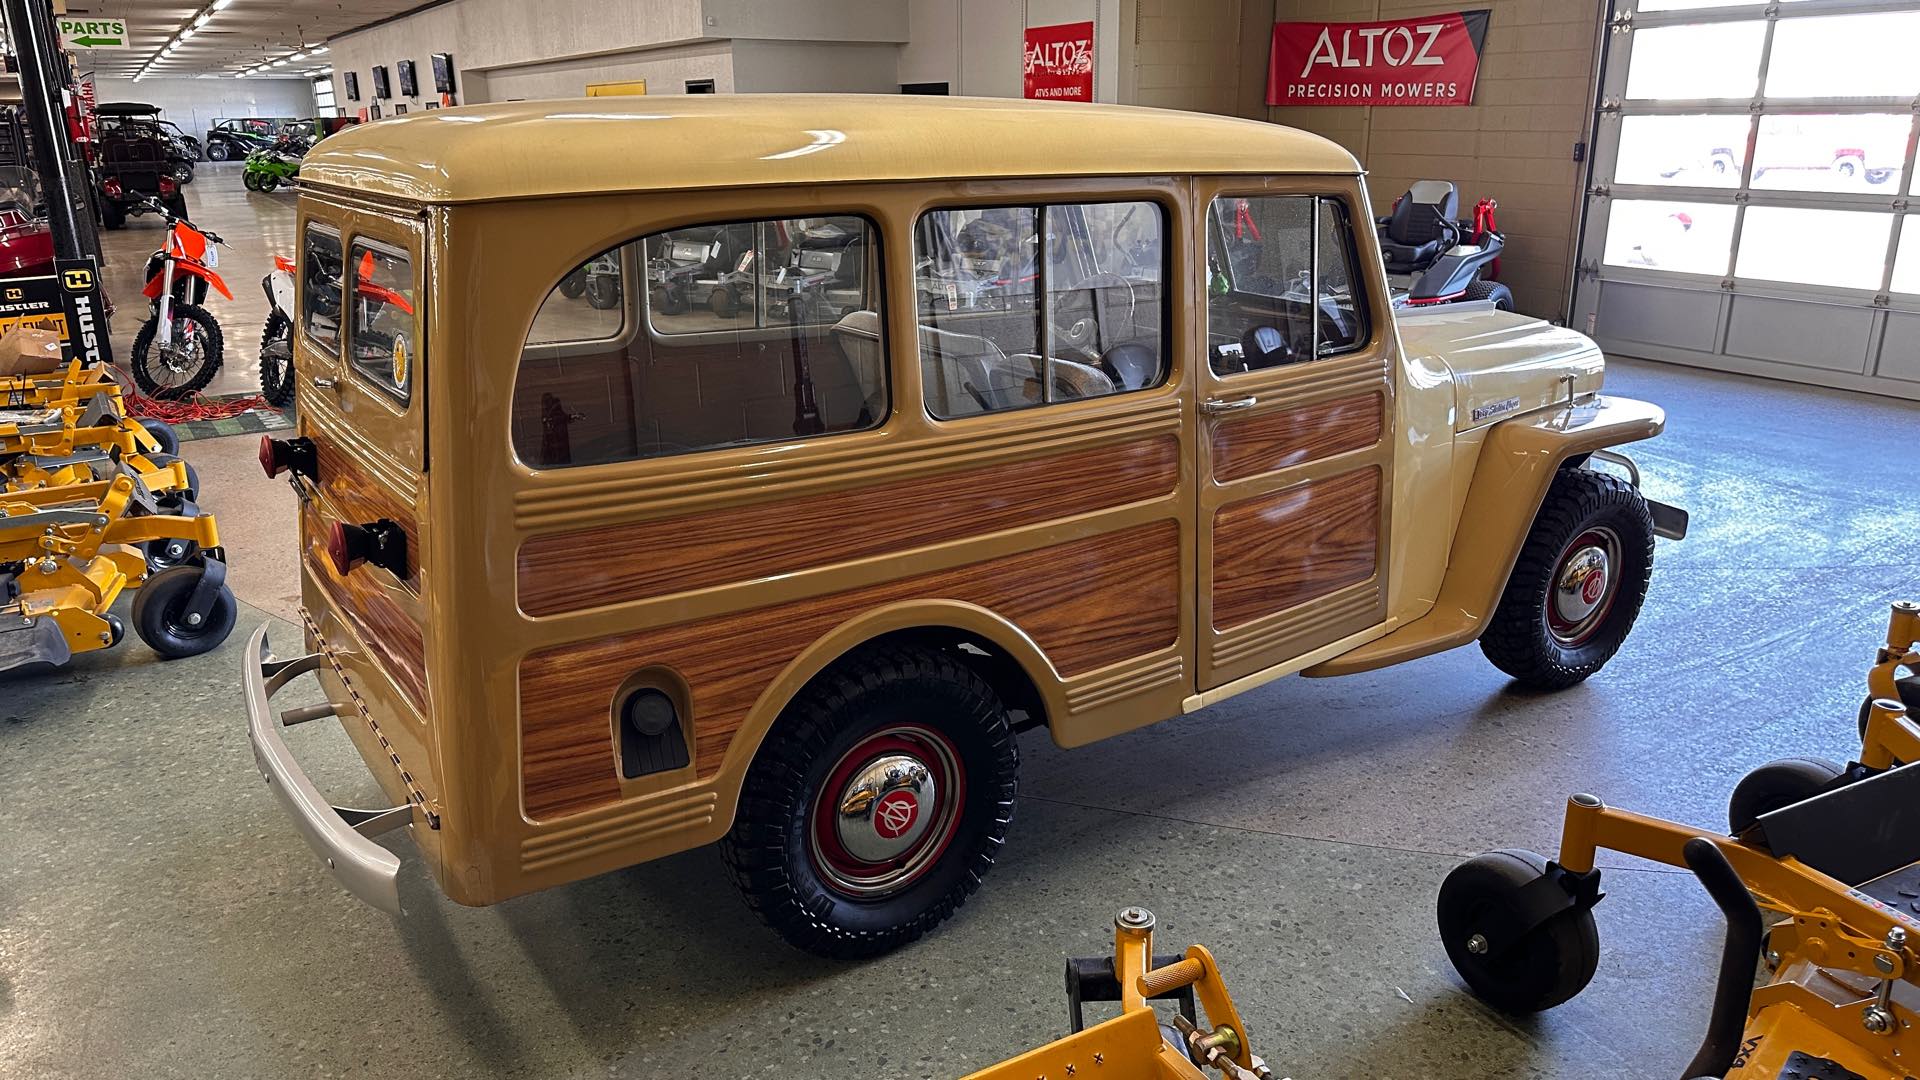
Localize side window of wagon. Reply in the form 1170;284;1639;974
1206;195;1370;376
347;241;417;402
512;215;888;469
301;223;343;353
914;200;1167;420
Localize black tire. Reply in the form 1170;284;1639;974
1438;848;1600;1013
651;286;688;315
259;310;295;408
1481;469;1655;690
144;536;200;574
101;200;125;230
558;269;588;299
208;141;230;162
720;643;1019;958
188;141;205;162
131;564;237;659
172;162;195;186
586;274;621;310
242;171;261;191
1857;676;1920;739
1728;757;1844;834
166;194;189;221
256;174;278;194
131;303;224;400
103;613;124;647
1466;280;1514;310
139;419;180;457
709;287;739;318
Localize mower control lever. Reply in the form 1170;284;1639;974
1679;836;1763;1080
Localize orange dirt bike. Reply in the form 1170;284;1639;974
258;247;410;409
129;198;231;400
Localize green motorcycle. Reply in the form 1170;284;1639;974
241;150;300;193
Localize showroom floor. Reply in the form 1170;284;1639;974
5;166;1919;1080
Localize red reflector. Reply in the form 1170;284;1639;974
159;177;177;196
102;177;121;198
326;521;355;575
258;435;281;477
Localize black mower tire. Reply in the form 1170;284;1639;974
586;275;621;310
1466;280;1514;310
1728;757;1845;835
720;643;1018;959
651;286;688;315
558;269;588;299
1438;848;1600;1014
139;419;181;457
132;564;237;659
259;310;295;408
1857;676;1920;738
144;536;200;574
1481;469;1655;690
131;303;224;400
709;288;739;318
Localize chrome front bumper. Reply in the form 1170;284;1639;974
243;622;412;915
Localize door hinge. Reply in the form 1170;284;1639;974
1720;278;1737;292
1874;293;1891;307
1578;258;1602;279
1588;183;1611;199
1609;10;1632;32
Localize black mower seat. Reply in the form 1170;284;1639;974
1380;180;1460;273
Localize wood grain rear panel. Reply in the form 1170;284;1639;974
1209;392;1382;483
519;519;1181;819
1211;468;1380;630
516;435;1180;616
307;540;428;713
310;430;421;592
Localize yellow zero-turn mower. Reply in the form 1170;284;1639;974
964;907;1277;1080
1439;690;1920;1079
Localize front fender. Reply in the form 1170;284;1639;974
1305;394;1665;677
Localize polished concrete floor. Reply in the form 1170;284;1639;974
5;165;1920;1079
96;161;295;399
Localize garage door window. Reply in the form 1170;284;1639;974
1601;200;1737;277
1205;195;1369;375
913;201;1166;419
1735;207;1892;291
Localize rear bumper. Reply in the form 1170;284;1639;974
242;622;412;915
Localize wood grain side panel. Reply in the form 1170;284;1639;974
1211;468;1380;631
1209;392;1382;483
519;520;1181;819
516;435;1180;616
310;430;421;591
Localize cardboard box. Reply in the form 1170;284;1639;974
0;325;65;376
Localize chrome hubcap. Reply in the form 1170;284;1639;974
808;725;963;899
1549;527;1621;646
833;753;936;864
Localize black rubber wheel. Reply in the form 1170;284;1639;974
558;270;588;299
207;141;230;162
172;162;195;186
651;285;687;315
1481;469;1655;690
720;643;1018;958
1438;848;1600;1013
101;200;125;229
586;274;621;310
166;194;189;221
131;303;224;400
259;310;295;407
144;536;200;574
1466;280;1514;310
256;174;278;194
242;171;261;191
131;564;237;659
709;287;739;318
1728;757;1845;834
1857;676;1920;739
103;613;124;647
188;141;205;162
139;419;180;457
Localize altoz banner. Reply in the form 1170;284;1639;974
1267;10;1491;107
1024;21;1095;101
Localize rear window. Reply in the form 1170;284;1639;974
301;223;342;352
512;215;886;469
347;240;416;402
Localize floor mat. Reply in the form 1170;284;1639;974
171;406;293;442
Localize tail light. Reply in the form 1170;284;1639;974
101;177;121;198
159;176;177;196
258;435;317;479
327;519;408;578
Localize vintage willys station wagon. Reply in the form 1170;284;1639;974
245;95;1683;956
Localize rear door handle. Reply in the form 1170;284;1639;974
312;377;337;388
1201;396;1257;415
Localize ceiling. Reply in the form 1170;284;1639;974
56;0;423;79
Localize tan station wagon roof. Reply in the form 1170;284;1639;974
297;94;1362;205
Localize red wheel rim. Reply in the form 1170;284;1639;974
807;724;965;899
1546;526;1621;647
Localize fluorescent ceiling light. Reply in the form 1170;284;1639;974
270;58;287;67
213;0;236;9
193;13;211;27
309;44;327;53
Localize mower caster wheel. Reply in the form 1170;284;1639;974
144;536;200;574
132;564;237;660
1857;676;1920;739
140;419;181;457
103;614;124;647
1728;757;1844;834
1437;848;1599;1014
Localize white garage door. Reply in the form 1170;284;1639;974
1572;0;1920;399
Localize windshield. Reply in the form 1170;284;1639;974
0;168;44;218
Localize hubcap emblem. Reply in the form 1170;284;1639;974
873;790;919;839
1580;568;1606;606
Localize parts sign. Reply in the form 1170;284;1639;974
1024;21;1094;102
57;17;130;50
1267;10;1490;107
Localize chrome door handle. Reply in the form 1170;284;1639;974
312;377;337;388
1202;396;1257;415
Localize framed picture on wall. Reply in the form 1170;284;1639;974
397;59;418;98
343;70;360;101
394;103;408;115
369;103;382;119
371;65;392;99
430;52;455;95
424;101;439;110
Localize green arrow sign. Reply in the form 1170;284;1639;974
57;18;130;50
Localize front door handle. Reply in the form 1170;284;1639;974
312;377;337;389
1201;396;1257;415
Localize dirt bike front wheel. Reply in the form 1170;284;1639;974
131;304;225;400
